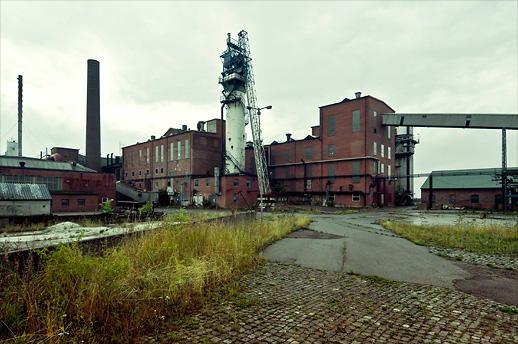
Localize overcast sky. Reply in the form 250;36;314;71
1;1;517;191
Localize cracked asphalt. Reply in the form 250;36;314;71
145;209;518;343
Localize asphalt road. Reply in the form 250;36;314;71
262;210;518;305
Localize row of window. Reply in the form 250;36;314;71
60;199;85;207
1;174;63;191
327;111;392;138
125;140;190;167
192;179;252;188
448;194;480;204
126;167;166;178
280;143;391;163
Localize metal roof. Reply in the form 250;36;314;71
0;156;96;172
0;183;52;201
382;113;518;129
420;168;517;190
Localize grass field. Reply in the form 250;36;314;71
381;219;518;256
0;215;311;343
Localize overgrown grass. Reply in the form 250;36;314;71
0;215;311;343
381;220;518;256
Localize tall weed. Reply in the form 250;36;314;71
1;215;310;343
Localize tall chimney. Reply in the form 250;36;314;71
355;91;362;99
17;75;22;157
86;59;101;171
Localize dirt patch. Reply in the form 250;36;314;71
453;261;518;306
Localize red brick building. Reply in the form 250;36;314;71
420;168;517;210
0;156;116;212
267;93;396;207
121;119;259;208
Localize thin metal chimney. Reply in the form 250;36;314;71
85;59;101;171
286;133;292;142
17;75;22;157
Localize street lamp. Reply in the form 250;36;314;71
246;105;272;221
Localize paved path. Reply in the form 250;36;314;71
262;213;470;288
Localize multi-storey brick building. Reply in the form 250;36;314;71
121;119;259;207
267;93;396;207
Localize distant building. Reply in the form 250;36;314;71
121;119;259;207
420;168;518;210
0;156;116;212
266;93;396;207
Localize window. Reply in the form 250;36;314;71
328;144;335;157
352;161;360;183
305;164;312;187
234;179;239;187
185;139;189;159
160;168;164;174
306;147;312;160
374;161;378;175
177;141;181;159
381;163;385;174
247;179;252;187
155;182;158;188
388;126;391;139
328;163;335;184
61;199;69;207
170;142;174;160
284;167;290;185
284;150;290;162
139;170;142;176
131;151;134;167
78;199;85;207
388;165;391;178
471;194;479;203
146;147;150;163
352;110;361;132
373;111;377;128
155;146;159;163
388;147;391;159
160;145;164;162
381;144;385;158
328;115;335;136
234;194;239;203
155;168;159;175
373;142;377;156
132;171;135;177
195;180;199;187
146;169;149;175
449;194;457;204
139;150;142;165
206;179;211;187
352;193;361;202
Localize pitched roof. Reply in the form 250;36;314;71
0;183;52;201
0;156;96;172
420;168;517;190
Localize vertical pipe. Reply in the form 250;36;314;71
17;75;23;157
502;128;507;211
86;59;101;171
428;174;433;210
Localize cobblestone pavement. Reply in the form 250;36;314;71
149;262;518;343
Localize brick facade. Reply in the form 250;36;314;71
267;95;396;207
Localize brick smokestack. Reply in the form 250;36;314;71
86;59;101;171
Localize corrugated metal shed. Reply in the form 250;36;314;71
0;183;52;201
420;168;516;190
0;156;96;172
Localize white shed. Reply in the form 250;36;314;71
0;183;52;217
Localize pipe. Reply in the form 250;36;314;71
17;75;23;157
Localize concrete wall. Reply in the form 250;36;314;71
0;200;51;216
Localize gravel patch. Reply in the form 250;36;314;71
430;247;518;270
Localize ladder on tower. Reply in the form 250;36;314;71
238;30;270;197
